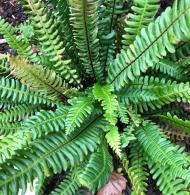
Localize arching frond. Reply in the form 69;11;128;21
135;121;190;184
108;0;190;91
118;76;190;112
10;56;76;100
0;77;57;106
0;116;104;194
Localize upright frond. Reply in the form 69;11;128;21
69;0;103;82
25;0;80;84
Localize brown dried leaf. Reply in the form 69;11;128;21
97;173;127;195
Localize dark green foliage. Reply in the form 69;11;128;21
0;0;190;194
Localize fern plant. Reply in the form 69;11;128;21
0;0;190;194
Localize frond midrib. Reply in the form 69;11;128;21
110;5;190;83
0;114;102;187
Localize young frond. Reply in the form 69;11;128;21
9;56;76;100
65;97;94;135
78;145;113;192
69;0;103;82
93;83;118;125
108;0;190;90
0;117;104;194
106;125;121;157
123;0;160;49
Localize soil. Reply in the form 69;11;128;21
0;0;176;194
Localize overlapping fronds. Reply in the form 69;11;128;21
65;97;94;135
50;0;79;66
0;55;9;74
118;76;190;112
0;121;21;136
108;0;190;90
0;104;40;122
0;117;103;195
25;0;80;84
148;160;189;195
171;42;190;60
123;0;160;49
69;0;103;82
79;145;113;192
153;59;186;80
135;121;190;184
127;143;148;195
0;107;68;162
0;77;57;106
9;56;76;100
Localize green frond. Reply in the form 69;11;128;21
0;107;68;162
0;121;21;136
69;0;103;82
118;103;129;124
0;104;40;122
98;0;122;74
127;143;149;195
25;0;80;84
0;55;9;74
0;117;103;195
0;17;39;63
108;0;190;90
50;170;81;195
0;77;57;106
118;76;190;112
65;97;94;135
93;83;118;125
120;125;136;148
123;0;160;49
106;125;121;157
148;160;189;195
135;121;190;183
9;56;76;100
153;59;186;80
171;42;190;60
158;112;190;134
50;0;79;66
79;145;113;192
